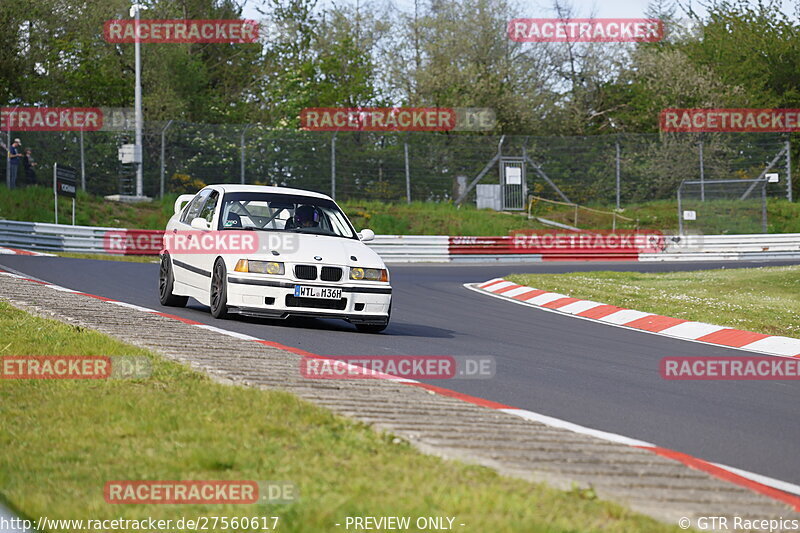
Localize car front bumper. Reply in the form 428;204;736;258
225;274;391;322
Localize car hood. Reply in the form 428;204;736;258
257;233;385;268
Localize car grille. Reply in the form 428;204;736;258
294;265;318;280
320;266;343;282
285;295;347;310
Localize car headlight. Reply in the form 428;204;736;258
234;259;285;275
349;267;389;282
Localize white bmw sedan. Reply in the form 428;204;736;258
158;185;391;332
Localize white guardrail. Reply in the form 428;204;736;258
1;219;799;262
640;233;800;262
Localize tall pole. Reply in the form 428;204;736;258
53;163;58;224
331;133;337;200
787;139;793;202
761;180;767;233
160;119;173;198
240;124;252;185
5;105;16;189
677;182;684;236
80;128;86;191
404;140;411;204
5;118;9;189
132;3;145;197
615;139;621;209
699;138;705;202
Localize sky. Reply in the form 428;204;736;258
242;0;797;21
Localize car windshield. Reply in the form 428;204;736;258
218;192;357;239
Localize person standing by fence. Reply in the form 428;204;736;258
7;138;22;189
22;148;37;187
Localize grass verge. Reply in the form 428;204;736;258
0;186;174;230
54;252;158;263
0;301;678;532
0;187;548;236
2;186;799;234
506;265;800;338
340;200;546;235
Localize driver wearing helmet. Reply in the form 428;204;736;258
294;205;319;228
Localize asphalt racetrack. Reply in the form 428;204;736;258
3;256;799;487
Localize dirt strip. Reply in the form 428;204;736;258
1;273;798;526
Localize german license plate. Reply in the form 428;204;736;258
294;285;342;300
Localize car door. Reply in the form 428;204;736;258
190;189;221;295
171;188;212;290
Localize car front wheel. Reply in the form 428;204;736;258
355;322;389;333
354;301;391;333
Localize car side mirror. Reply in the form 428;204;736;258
190;217;210;231
358;228;375;242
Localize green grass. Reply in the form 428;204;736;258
531;198;800;233
0;301;679;532
4;185;797;235
54;252;158;262
340;200;546;235
506;265;800;338
1;187;548;235
0;186;175;230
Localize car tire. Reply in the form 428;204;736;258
159;253;188;307
355;322;389;333
355;301;391;333
210;258;230;319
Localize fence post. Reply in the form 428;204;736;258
762;181;768;232
677;181;684;236
80;129;86;191
615;138;621;209
787;138;793;202
160;119;173;199
6;119;11;189
240;124;252;185
699;138;705;201
404;140;411;204
331;133;337;200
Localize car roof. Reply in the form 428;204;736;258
209;184;333;201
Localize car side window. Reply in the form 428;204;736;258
198;191;219;224
180;190;210;224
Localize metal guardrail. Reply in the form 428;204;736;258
0;220;454;262
369;235;449;262
640;233;800;261
1;219;799;262
0;220;119;254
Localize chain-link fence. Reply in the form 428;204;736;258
678;178;770;235
2;125;793;209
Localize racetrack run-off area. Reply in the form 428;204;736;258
2;255;800;526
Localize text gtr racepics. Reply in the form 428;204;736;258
158;185;391;332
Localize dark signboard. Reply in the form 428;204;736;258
55;165;77;198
